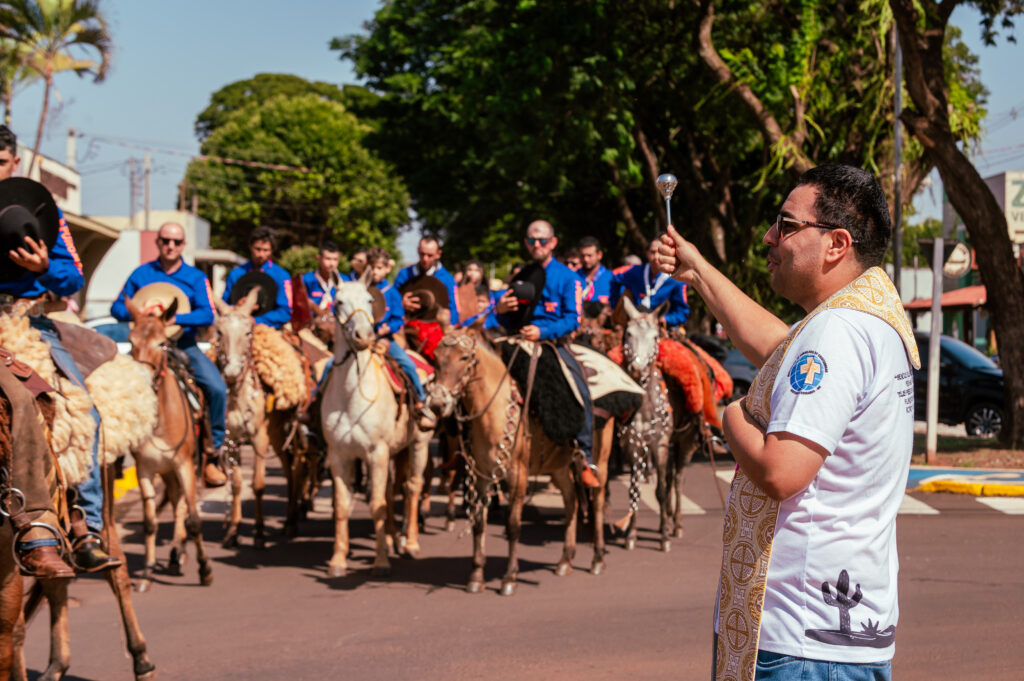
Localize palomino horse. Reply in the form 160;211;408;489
320;278;434;578
125;297;213;591
212;290;307;548
426;323;617;596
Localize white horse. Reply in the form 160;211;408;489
320;276;433;577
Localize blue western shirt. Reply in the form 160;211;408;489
496;258;582;341
392;262;460;326
110;260;216;347
222;259;293;329
0;209;84;299
375;280;405;336
610;263;690;328
579;264;613;305
302;270;338;312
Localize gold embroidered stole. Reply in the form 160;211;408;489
714;267;919;681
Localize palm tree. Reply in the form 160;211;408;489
0;37;39;126
0;0;111;174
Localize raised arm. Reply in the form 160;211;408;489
657;224;788;367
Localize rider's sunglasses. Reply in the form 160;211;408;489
158;237;184;246
770;215;859;244
525;237;551;246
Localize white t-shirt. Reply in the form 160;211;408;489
756;308;914;663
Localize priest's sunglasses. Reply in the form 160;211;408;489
770;215;859;244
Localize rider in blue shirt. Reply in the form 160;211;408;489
610;239;690;330
495;220;599;487
111;222;228;488
222;226;293;328
302;241;341;312
577;236;614;306
393;235;460;326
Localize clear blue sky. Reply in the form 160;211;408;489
7;1;1023;234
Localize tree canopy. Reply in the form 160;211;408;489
184;78;410;256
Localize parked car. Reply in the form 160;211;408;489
913;331;1005;438
722;347;758;401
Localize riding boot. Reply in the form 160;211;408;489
202;449;228;488
69;508;121;573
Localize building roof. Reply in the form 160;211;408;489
904;284;987;311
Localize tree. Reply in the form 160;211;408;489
184;89;410;256
0;0;112;175
891;0;1024;447
336;0;986;326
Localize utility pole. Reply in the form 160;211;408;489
144;152;151;230
893;25;904;296
129;157;137;230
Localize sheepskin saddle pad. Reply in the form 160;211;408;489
499;339;643;445
252;324;309;411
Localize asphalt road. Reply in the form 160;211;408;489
21;453;1024;681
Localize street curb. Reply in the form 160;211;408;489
908;464;1024;497
910;481;1024;496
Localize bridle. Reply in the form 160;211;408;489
334;305;375;352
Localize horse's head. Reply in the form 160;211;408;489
125;295;178;372
311;309;336;348
427;325;479;418
213;289;258;384
621;296;665;379
333;278;377;352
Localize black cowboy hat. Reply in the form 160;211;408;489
399;274;450;320
229;271;278;313
0;178;61;283
366;284;388;325
504;262;546;332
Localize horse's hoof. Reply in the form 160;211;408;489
402;545;420;559
499;580;517;596
222;533;239;549
673;527;685;539
661;539;672;553
397;535;408;554
371;564;391;578
135;667;157;681
555;562;573;577
200;572;214;587
591;561;606;576
135;579;151;594
466;580;484;594
625;538;636;551
327;565;346;578
253;535;266;551
445;520;456;533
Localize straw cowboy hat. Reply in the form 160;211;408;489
0;178;61;282
130;282;191;339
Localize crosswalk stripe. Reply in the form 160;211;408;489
975;497;1024;515
898;495;940;515
716;469;735;485
617;478;706;515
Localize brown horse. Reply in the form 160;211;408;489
426;324;616;596
212;290;306;548
0;386;24;680
125;297;213;591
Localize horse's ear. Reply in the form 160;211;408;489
239;288;260;316
213;296;231;316
621;295;640;321
358;267;373;288
162;297;179;323
437;307;452;333
652;300;670;320
124;293;142;321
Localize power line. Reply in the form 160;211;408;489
77;132;312;173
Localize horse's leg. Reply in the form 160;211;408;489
548;464;578;580
466;476;490;594
400;432;431;558
166;473;188;577
327;453;355;578
136;468;159;592
32;579;69;681
384;456;398;555
270;413;299;540
102;464;156;680
222;443;244;548
0;538;21;681
368;442;392;577
655;437;673;552
177;452;213;586
590;419;613;575
251;422;271;550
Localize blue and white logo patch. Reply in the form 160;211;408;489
788;351;828;394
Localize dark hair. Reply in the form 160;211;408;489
420;233;442;249
366;246;390;266
351;246;369;258
320;240;340;254
578;236;601;251
796;164;891;267
0;126;16;156
563;247;581;262
474;283;490;298
249;225;276;249
462;259;483;273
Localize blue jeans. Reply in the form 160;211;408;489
555;345;593;465
182;344;227;450
30;317;104;531
755;651;892;681
388;341;426;402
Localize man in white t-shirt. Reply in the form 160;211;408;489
657;164;916;681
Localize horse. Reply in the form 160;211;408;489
320;278;435;578
124;297;213;591
212;290;308;548
426;322;619;596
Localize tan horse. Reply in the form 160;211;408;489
125;297;213;591
320;279;434;578
426;324;616;596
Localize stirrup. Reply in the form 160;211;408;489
12;522;69;575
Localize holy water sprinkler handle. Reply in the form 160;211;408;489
656;173;678;229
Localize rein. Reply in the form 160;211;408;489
333;306;382;403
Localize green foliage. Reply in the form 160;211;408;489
185;84;410;257
891;217;942;266
277;244;319;278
